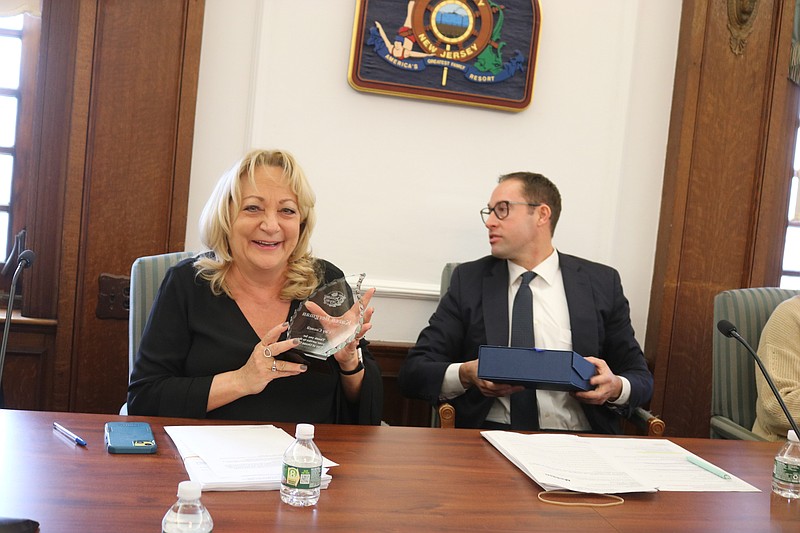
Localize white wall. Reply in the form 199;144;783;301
187;0;682;345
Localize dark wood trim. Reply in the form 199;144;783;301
66;0;204;413
1;13;40;288
6;0;204;412
753;4;799;285
647;0;798;437
369;340;432;427
0;320;55;410
24;0;86;320
170;0;204;251
58;0;97;413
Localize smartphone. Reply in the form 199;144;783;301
104;421;157;454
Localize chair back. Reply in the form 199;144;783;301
440;262;459;296
128;251;196;383
711;287;800;438
431;263;460;428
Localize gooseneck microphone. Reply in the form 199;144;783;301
0;249;35;406
717;319;800;438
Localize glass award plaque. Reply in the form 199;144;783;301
282;274;366;370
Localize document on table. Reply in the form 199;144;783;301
164;425;337;491
482;431;759;494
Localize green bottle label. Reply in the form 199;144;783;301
773;459;800;484
282;463;322;490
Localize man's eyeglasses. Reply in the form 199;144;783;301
480;201;542;223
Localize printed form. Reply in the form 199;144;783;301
482;431;759;494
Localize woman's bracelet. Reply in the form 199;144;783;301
339;357;364;375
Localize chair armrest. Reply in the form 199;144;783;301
435;403;666;434
437;402;456;429
434;403;666;435
631;407;665;437
710;415;767;441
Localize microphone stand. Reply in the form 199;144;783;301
717;319;800;438
0;250;35;407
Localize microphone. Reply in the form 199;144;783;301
17;249;35;268
0;249;36;407
717;319;800;438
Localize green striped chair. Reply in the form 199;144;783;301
121;251;196;414
711;287;800;440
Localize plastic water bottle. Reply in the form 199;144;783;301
773;430;800;499
162;480;214;532
280;423;323;506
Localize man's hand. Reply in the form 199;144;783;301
458;360;524;398
573;356;622;405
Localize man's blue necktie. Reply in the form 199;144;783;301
510;271;539;430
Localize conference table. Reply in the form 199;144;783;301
1;410;798;532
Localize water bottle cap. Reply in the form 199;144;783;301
296;423;315;439
177;480;202;500
789;430;798;443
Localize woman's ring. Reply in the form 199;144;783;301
263;345;273;358
271;361;278;372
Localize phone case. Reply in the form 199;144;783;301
104;422;157;454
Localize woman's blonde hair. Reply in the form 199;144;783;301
195;149;319;300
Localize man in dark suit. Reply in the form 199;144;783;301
398;172;653;434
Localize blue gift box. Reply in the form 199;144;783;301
477;345;596;391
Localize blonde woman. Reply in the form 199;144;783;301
128;149;382;424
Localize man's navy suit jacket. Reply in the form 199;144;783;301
398;253;653;434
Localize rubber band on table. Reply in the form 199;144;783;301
537;490;624;507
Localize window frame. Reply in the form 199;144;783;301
0;13;40;297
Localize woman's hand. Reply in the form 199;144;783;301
207;322;308;412
236;322;307;396
331;288;375;372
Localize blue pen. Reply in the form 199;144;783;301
53;422;88;446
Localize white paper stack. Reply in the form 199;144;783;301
164;425;336;491
482;431;759;494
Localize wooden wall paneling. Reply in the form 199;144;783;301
2;319;56;410
657;0;776;436
170;0;204;251
5;13;41;298
69;0;203;413
59;0;99;413
753;9;800;285
13;0;202;413
20;0;97;411
644;0;707;378
369;341;432;427
24;0;85;321
647;0;797;437
70;0;171;411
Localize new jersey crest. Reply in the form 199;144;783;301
349;0;541;111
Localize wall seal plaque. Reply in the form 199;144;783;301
348;0;541;111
